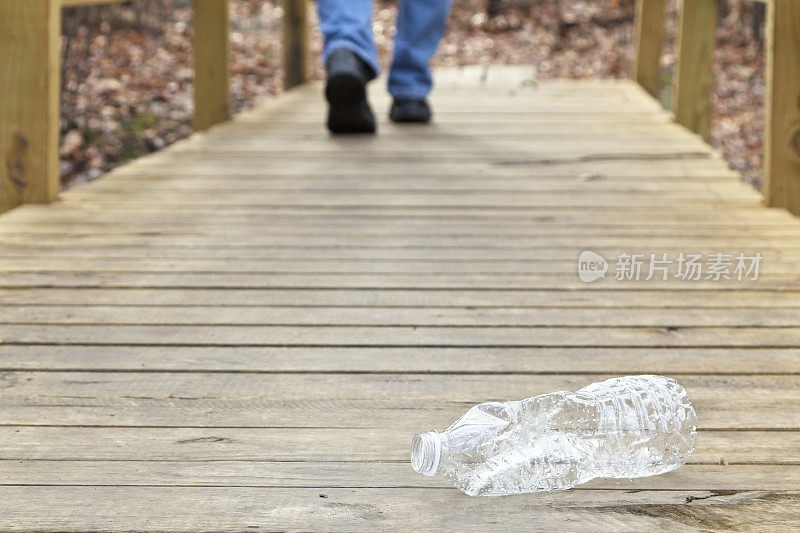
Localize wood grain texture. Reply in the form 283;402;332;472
634;0;667;98
193;0;231;130
3;427;797;463
281;0;309;89
3;305;800;327
0;0;60;213
3;461;799;490
2;373;799;429
1;487;796;532
2;324;800;347
0;69;797;531
763;0;800;216
673;0;718;141
3;345;800;373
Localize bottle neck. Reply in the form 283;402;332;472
411;430;443;476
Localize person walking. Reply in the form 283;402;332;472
317;0;452;133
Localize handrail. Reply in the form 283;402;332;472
634;0;800;216
0;0;309;213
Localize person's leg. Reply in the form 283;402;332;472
388;0;451;107
316;0;379;78
316;0;379;133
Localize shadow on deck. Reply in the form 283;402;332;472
1;67;799;531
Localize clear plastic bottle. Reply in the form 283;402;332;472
410;375;697;496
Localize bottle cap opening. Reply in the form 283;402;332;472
411;430;442;476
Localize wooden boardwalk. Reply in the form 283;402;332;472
1;67;799;531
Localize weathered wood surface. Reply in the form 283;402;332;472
192;0;231;131
763;0;800;216
633;0;666;98
0;0;60;213
281;0;310;89
672;0;717;141
1;67;799;531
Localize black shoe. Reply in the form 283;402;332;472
389;98;432;123
325;48;376;134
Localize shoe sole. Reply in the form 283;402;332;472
390;113;431;124
390;104;432;124
326;72;375;134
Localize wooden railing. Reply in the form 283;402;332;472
2;1;798;216
0;0;310;213
634;0;800;215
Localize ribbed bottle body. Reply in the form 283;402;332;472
413;375;697;496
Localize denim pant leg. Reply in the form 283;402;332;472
388;0;452;99
316;0;380;78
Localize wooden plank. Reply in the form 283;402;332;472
34;193;769;208
282;0;309;89
0;247;793;263
146;139;716;155
7;235;772;249
3;461;799;490
6;218;797;235
2;373;798;429
0;0;60;214
113;157;741;178
3;427;796;464
65;174;752;187
4;230;797;247
672;0;717;141
4;223;798;238
10;193;775;209
105;138;715;153
175;152;707;167
7;373;796;405
178;121;708;136
232;109;676;119
6;205;791;223
215;120;716;135
0;272;794;290
2;324;799;347
8;206;777;219
0;203;784;218
3;345;799;373
3;257;789;273
2;180;760;196
2;395;795;429
193;0;230;130
1;487;795;532
763;0;800;216
81;151;720;165
3;305;800;328
1;288;799;307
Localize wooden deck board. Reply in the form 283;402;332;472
1;68;799;531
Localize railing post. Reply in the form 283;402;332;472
764;0;800;216
282;0;310;89
633;0;666;99
672;0;718;141
193;0;231;131
0;0;61;213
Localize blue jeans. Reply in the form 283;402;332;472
317;0;452;99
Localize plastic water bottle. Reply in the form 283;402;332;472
410;375;697;496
